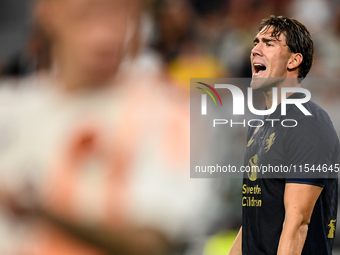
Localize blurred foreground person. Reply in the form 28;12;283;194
0;0;215;254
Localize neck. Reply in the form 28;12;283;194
52;47;116;93
263;78;301;109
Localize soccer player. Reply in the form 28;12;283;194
228;16;340;255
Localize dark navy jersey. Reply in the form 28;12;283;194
242;93;340;255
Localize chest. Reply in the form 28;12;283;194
245;122;287;168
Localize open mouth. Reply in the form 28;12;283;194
253;63;267;75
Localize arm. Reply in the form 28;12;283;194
34;206;170;255
277;183;322;255
228;227;242;255
0;187;170;255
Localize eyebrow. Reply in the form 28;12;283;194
253;37;278;44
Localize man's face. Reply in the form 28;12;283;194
250;26;293;90
44;0;135;84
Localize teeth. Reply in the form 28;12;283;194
254;63;265;67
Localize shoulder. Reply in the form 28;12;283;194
284;102;340;164
283;100;339;160
290;100;334;127
287;100;338;139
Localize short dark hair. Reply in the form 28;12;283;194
258;15;314;79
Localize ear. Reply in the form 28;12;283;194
287;53;303;70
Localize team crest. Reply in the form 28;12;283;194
265;133;276;153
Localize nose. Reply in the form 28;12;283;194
251;43;263;57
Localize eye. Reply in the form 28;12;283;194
266;42;273;46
